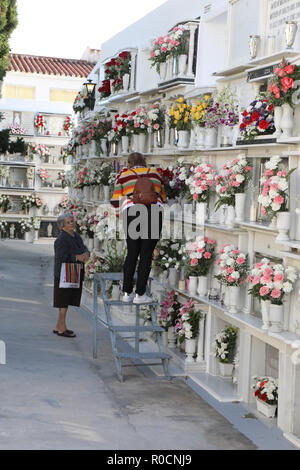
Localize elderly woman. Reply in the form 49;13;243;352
53;213;89;337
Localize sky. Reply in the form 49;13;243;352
9;0;167;59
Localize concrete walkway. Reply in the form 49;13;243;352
0;240;295;450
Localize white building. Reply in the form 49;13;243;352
0;49;99;241
66;0;300;446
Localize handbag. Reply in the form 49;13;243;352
59;262;81;288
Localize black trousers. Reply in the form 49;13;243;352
122;204;163;296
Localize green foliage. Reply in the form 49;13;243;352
0;1;18;81
0;128;10;153
8;136;27;154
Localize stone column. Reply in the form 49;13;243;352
129;51;137;91
187;24;198;78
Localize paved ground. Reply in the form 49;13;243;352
0;240;295;450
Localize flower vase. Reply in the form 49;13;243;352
223;285;230;307
166;56;173;80
188;276;198;296
159;270;168;284
235;193;246;223
87;238;94;252
185;338;197;363
103;185;110;203
261;299;270;330
111;284;120;301
2;177;7;187
197;276;208;297
122;73;130;91
189;127;196;150
195;126;205;149
92;186;99;202
218;362;234;378
273;106;283;138
27;179;33;188
25;231;33;243
276;211;290;242
33;230;39;241
100;139;107;156
121;135;129;154
280;103;294;138
256;398;277;418
269;303;284;333
225;205;236;227
178;54;187;76
137;133;146;153
196;202;207;225
159;62;167;81
204;127;217;148
89;140;96;158
177;130;190;149
167;326;177;348
269;216;277;228
168;267;178;288
228;285;240;314
94;237;100;251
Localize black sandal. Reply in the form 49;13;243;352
56;330;76;338
53;329;74;335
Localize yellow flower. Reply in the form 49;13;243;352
174;120;178;125
202;102;207;109
184;117;189;123
177;97;184;103
197;105;203;111
204;95;210;101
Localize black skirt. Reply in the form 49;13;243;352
53;276;83;308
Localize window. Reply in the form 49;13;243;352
50;89;78;103
3;85;35;100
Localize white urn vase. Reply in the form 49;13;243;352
228;285;240;314
122;73;130;91
195;126;205;149
159;62;167;81
121;135;129;154
204;127;217;148
280;103;294;138
178;54;187;75
89;140;96;157
273;106;283;138
188;276;198;296
276;211;290;242
111;284;120;301
269;303;284;333
261;299;270;330
100;139;107;156
218;362;234;378
167;326;177;348
177;130;190;149
196;202;207;225
197;275;208;297
33;230;39;241
25;230;33;243
168;267;178;288
185;338;197;363
137;133;146;153
225;205;236;227
235;193;246;222
103;185;110;202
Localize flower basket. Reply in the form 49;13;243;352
253;376;278;417
256;398;277;418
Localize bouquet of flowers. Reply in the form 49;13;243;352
213;326;238;363
248;262;296;305
215;155;252;210
191;95;211;127
57;170;66;188
147;102;165;133
169;97;192;131
85;254;106;280
95;206;120;241
168;24;189;57
118;51;131;76
149;35;173;73
112;113;130;140
252;376;278;405
158;290;182;331
130;106;151;135
266;57;300;107
63;116;73;133
202;101;222;129
175;298;202;344
21;193;43;209
59;194;69;209
75;166;88;189
239;97;275;141
154;239;184;271
98;79;111;99
73;89;88;113
0;219;7;232
157;166;183;199
20;218;33;233
215;244;248;287
258;155;295;220
185;161;215;203
38;168;48;182
214;86;239;127
34;114;45;130
8;124;27;134
0;195;11;212
104;58;119;80
185;236;216;277
31;216;41;230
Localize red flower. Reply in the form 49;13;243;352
267;104;273;112
251;112;260;121
281;76;294;90
119;51;128;59
284;64;295;74
274;66;286;77
254;390;260;397
260;393;267;402
243;110;248;116
258;119;269;130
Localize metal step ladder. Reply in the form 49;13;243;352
93;272;171;382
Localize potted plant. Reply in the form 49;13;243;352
175;298;203;362
158;290;182;348
185;236;216;297
213;326;238;377
20;218;34;242
214;244;248;313
185;161;215;223
103;240;127;300
169;97;192;148
252;376;278;418
247;258;273;330
190;95;211;148
239;96;275;141
0;195;11;213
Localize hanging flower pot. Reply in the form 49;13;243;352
197;275;208;297
177;130;190;148
89;140;96;158
280;103;294;138
276;211;290;242
103;186;110;203
235;193;246;222
100;139;107;156
269;303;284;332
185;338;197;362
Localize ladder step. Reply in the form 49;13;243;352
104;300;158;306
109;325;164;333
116;352;170;360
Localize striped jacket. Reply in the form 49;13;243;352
111;166;166;215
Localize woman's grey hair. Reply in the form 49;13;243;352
57;212;74;230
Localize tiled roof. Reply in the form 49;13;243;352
8;53;96;78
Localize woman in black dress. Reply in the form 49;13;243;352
53;213;89;337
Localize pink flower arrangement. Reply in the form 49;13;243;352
185;236;216;276
175;298;202;344
215;244;248;286
39;168;48;181
247;259;297;305
185;162;215;203
157;290;181;331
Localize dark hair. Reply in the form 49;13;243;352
128;152;146;167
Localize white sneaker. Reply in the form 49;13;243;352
133;294;153;304
122;292;134;303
